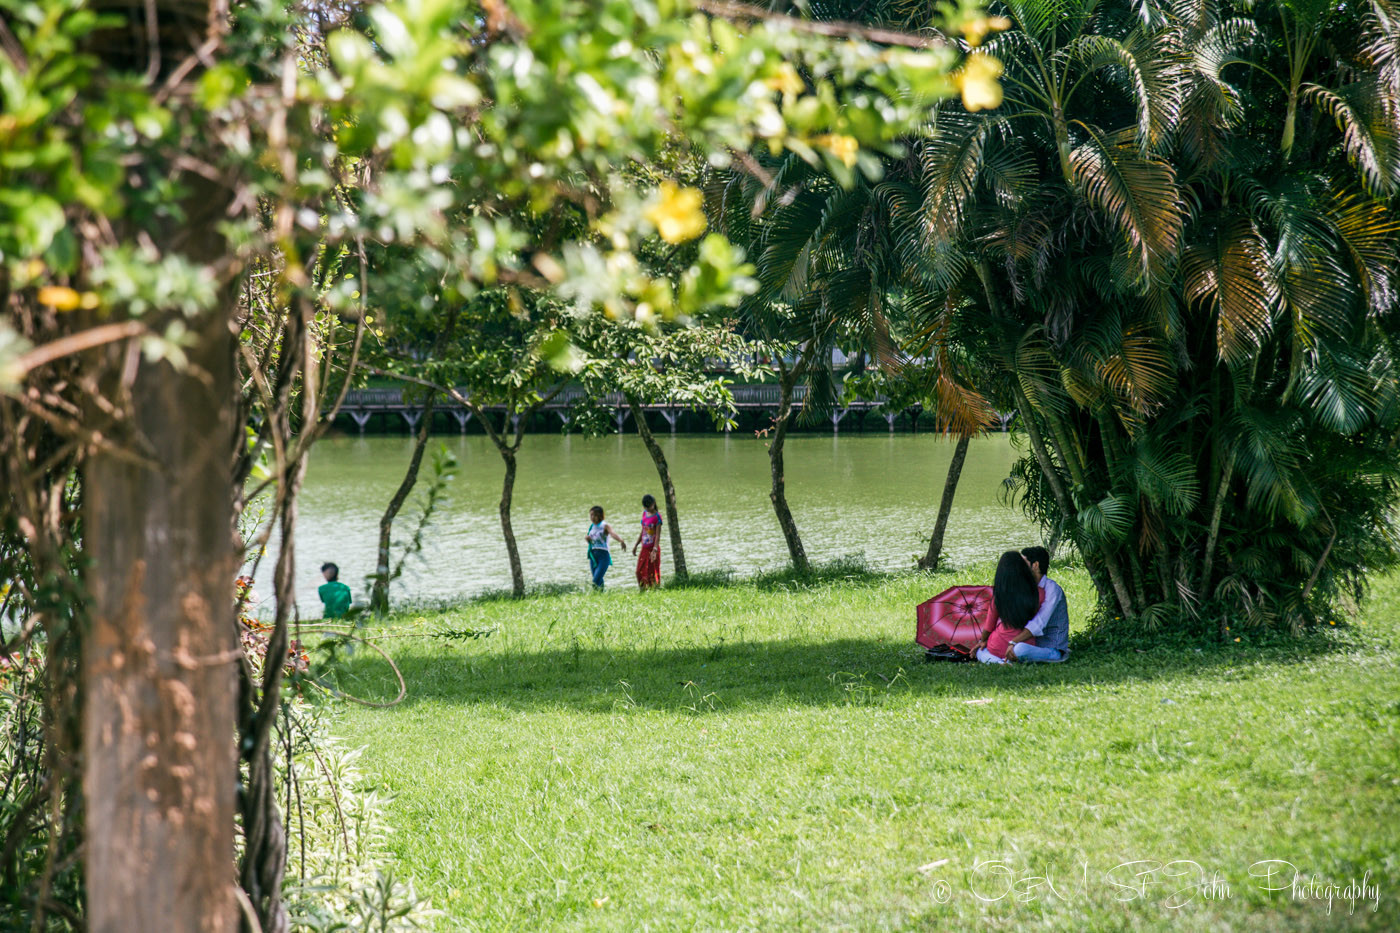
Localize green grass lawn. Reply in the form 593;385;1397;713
328;564;1399;931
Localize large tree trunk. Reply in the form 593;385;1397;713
918;433;970;571
369;392;437;613
769;369;809;573
84;305;239;932
626;393;687;580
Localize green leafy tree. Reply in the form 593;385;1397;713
0;0;966;928
574;315;762;580
712;148;997;571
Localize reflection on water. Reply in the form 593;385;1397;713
256;432;1039;611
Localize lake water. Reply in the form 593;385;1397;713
256;432;1039;611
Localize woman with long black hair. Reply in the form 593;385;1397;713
974;550;1041;663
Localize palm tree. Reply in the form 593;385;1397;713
910;0;1400;627
750;0;1400;628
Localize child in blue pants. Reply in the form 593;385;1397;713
586;506;626;589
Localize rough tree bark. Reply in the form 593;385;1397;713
84;290;239;932
918;433;970;571
768;362;809;573
369;391;437;612
626;392;687;580
82;2;240;917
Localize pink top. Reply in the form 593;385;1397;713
986;622;1035;660
640;510;661;546
982;587;1044;659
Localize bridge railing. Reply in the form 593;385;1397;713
335;383;895;411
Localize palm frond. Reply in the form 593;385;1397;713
1077;491;1136;543
1293;343;1380;433
1182;211;1278;366
1070;126;1184;283
1065;29;1183;151
1305;79;1400;197
1129;435;1200;514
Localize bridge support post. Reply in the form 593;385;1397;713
348;410;372;433
511;414;521;433
830;407;849;434
451;410;472;432
557;411;571;431
660;408;678;434
613;408;631;434
998;411;1013;432
401;410;422;432
885;412;896;433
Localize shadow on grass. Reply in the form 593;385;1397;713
323;624;1361;714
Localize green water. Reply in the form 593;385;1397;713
262;432;1038;610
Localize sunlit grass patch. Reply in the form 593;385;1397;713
329;565;1400;931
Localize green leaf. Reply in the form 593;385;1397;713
1077;493;1136;543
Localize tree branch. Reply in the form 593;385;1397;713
692;0;948;50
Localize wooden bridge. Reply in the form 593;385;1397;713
333;385;1014;434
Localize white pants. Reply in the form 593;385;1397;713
975;648;1006;664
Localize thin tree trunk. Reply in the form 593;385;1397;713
472;393;553;600
1156;540;1176;608
480;408;529;599
1046;516;1064;559
1102;554;1138;619
1041;402;1090;490
498;440;524;597
1200;453;1235;601
982;264;1131;617
1011;382;1073;517
1012;387;1133;616
626;393;687;580
84;304;239;932
918;433;970;571
368;309;456;612
1300;525;1337;604
238;448;307;933
369;392;437;613
769;366;809;573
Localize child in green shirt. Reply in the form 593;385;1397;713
318;562;352;619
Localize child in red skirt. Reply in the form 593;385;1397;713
632;494;663;588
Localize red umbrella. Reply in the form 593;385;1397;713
916;585;996;657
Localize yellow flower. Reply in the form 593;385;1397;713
37;285;82;311
961;14;1012;47
1233;637;1241;642
765;63;805;97
815;133;859;169
39;287;100;312
644;182;707;245
957;53;1003;112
